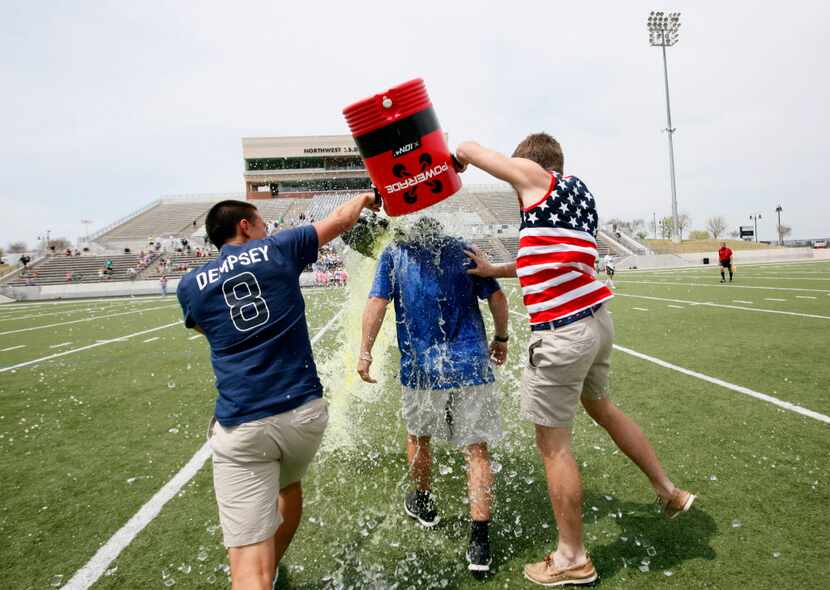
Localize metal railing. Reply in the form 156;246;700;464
86;199;162;243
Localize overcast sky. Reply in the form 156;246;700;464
2;0;828;249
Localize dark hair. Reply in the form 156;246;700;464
512;133;564;173
205;200;259;248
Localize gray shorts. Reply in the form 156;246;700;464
401;383;503;447
520;305;614;428
208;398;328;548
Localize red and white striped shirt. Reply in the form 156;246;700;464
517;173;613;325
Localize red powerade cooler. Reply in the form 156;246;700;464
342;78;462;217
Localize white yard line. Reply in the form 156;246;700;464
0;300;164;324
764;298;787;302
796;295;817;300
613;293;830;320
733;300;753;304
60;307;346;590
506;309;830;424
0;322;182;374
49;342;73;349
614;280;830;293
188;334;202;340
667;304;685;309
1;344;26;352
613;345;830;425
620;260;830;275
142;337;160;343
0;296;160;311
632;307;649;312
0;304;178;336
726;275;830;281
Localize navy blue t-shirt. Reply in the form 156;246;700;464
369;238;501;390
177;226;321;427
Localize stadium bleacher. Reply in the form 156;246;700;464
5;254;153;286
143;253;218;279
4;185;591;288
99;202;215;242
306;193;354;221
474;188;521;225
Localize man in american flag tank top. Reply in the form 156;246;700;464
455;133;696;587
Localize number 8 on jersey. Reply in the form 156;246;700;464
222;272;270;332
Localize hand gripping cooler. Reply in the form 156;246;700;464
343;79;462;217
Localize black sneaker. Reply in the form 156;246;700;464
404;491;440;527
466;537;492;573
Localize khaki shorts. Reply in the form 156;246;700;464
401;383;503;448
208;398;329;548
520;305;614;428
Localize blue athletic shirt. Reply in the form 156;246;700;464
369;238;501;390
177;225;321;427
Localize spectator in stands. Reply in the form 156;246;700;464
160;274;168;296
65;248;72;256
65;271;73;282
176;193;378;589
19;255;30;269
456;134;695;586
127;267;138;280
718;242;734;283
74;249;81;256
105;258;113;272
357;217;509;574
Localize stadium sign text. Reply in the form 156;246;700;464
303;146;360;154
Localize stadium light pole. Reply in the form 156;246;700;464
81;219;93;244
775;205;783;245
648;10;682;244
750;213;762;243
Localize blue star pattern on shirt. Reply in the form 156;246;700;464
522;175;598;237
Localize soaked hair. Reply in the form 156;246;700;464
394;217;447;248
205;200;258;248
512;133;564;173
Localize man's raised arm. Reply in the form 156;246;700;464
313;192;379;247
455;141;550;201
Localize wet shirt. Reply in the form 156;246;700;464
369;238;500;390
177;226;321;427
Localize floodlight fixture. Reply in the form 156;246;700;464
647;10;683;243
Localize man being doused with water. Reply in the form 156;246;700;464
357;218;509;575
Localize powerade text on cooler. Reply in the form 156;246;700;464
342;78;462;216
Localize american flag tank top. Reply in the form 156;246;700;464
517;172;613;325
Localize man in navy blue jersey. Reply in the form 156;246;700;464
178;193;377;590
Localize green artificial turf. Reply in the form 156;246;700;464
0;263;828;589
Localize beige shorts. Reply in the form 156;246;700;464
520;305;614;428
401;383;503;448
208;398;329;548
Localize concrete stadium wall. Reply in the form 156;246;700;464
0;273;319;302
677;247;828;265
616;247;830;271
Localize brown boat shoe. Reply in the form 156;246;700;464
523;554;598;587
659;487;697;519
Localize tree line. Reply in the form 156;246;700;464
608;215;792;242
